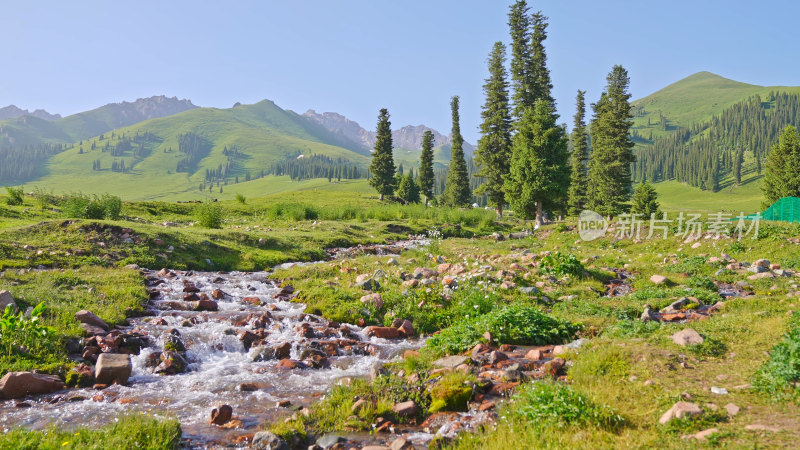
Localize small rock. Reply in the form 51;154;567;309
659;401;702;425
745;424;780;432
525;349;542;360
364;326;401;339
489;351;508;365
252;431;289;450
0;372;65;399
433;355;469;369
650;275;667;285
209;404;233;426
710;386;728;395
671;328;704;346
0;290;17;312
316;433;344;449
725;403;740;416
397;320;414;337
360;293;384;309
392;400;419;417
351;398;369;413
390;437;413;450
74;310;109;331
195;299;218;311
386;258;399;266
691;428;719;441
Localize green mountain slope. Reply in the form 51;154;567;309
26;100;370;200
631;71;800;143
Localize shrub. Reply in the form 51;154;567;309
0;302;59;361
5;186;24;206
429;372;474;413
753;316;800;402
61;193;122;219
426;304;580;356
503;382;625;431
195;202;223;228
540;252;584;278
235;193;246;204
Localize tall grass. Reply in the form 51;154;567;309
261;201;494;225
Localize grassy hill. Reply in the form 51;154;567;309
23;100;371;200
631;71;800;144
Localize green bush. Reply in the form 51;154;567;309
540;252;584;278
61;193;123;219
503;382;625;431
0;302;61;362
235;193;246;204
195;201;223;228
5;186;24;206
426;304;580;356
753;316;800;402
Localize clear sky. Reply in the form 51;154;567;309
2;0;798;143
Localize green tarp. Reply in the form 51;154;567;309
744;196;800;222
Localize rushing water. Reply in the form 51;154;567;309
0;269;420;445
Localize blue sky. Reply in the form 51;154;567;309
2;1;798;143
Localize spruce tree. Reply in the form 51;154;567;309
566;90;589;215
396;173;420;204
418;130;435;205
442;96;472;207
630;181;661;217
368;108;396;201
508;1;553;121
587;65;636;218
474;41;512;217
504;100;569;225
763;125;800;207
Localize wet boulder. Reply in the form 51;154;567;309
163;331;187;354
155;350;188;375
274;342;292;359
251;346;276;362
252;431;289;450
209;404;233;426
0;372;65;399
95;353;132;385
364;326;401;339
195;299;218;311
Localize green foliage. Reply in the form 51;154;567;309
61;193;122;220
0;415;181;449
587;65;635;217
503;382;625;431
368;108;396;200
687;337;728;358
194;201;223;228
763;125;800;207
0;302;59;361
474;41;512;216
395;173;420;204
5;186;24;206
426;304;580;356
418;130;436;204
429;372;474;413
569;345;631;381
567;90;589;216
441;96;472;208
630;181;661;217
540;252;584;277
753;314;800;402
504;100;569;222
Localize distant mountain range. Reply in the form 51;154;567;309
0;105;61;121
302;110;475;154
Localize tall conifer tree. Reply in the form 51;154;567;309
418;130;435;205
442;96;472;207
504;100;569;225
587;65;636;217
369;108;396;200
567;90;589;215
763;125;800;207
474;42;512;217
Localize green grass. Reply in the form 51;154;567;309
0;414;181;450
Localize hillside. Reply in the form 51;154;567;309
23;100;371;200
631;71;800;144
0;105;61;121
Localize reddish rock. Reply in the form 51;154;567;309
403;350;420;359
211;289;226;300
525;349;543;360
0;372;65;399
276;359;307;370
489;351;508;365
392;400;419;417
397;320;414;337
183;293;200;302
95;354;132;385
274;342;292;359
209;404;233;426
149;317;168;326
195;299;218;311
239;331;261;351
242;296;261;305
542;357;566;377
74;310;109;331
365;326;401;339
478;401;495;411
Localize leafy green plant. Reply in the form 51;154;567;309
426;304;580;356
0;303;58;359
687;275;716;291
503;382;625;431
61;193;122;219
540;252;584;278
194;201;223;228
235;193;246;204
753;316;800;402
426;228;443;255
5;186;24;206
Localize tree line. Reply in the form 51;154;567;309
367;0;637;223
